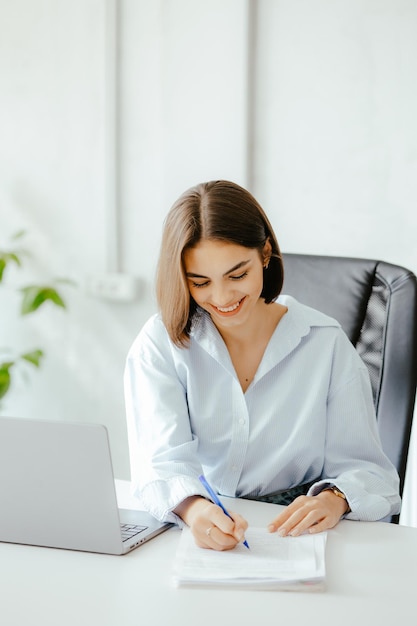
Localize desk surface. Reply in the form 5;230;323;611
1;480;416;626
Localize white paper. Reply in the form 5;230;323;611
173;526;327;591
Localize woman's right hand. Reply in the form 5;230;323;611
174;496;248;551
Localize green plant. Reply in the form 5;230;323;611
0;231;67;403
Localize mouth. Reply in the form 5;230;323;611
212;297;245;316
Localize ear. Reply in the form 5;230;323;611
262;238;272;268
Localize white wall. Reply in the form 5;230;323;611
1;0;416;523
0;0;249;479
252;0;417;273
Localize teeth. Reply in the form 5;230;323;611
216;300;241;313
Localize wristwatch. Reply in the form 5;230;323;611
323;486;351;513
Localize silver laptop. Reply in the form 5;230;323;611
0;417;172;555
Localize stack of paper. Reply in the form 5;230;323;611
172;527;327;591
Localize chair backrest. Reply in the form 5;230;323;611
282;253;417;522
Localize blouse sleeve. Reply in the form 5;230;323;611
308;331;401;521
124;316;208;524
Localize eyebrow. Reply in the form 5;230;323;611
186;259;251;279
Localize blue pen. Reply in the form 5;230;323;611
199;474;250;549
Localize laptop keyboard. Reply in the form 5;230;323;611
120;523;148;542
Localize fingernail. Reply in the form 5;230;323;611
277;528;287;537
237;529;244;541
267;524;275;533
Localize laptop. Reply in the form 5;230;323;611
0;417;173;555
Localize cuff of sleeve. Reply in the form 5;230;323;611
138;475;209;524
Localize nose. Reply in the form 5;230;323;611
210;281;235;307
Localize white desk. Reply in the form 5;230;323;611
1;480;416;626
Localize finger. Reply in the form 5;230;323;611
289;493;347;535
192;505;247;550
268;495;343;537
228;510;248;530
211;507;248;544
267;496;308;532
308;518;331;534
228;511;249;543
199;524;240;551
275;508;316;537
285;511;324;536
195;501;235;534
268;497;324;536
267;509;291;532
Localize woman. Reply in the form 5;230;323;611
125;180;400;551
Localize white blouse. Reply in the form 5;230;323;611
124;296;401;524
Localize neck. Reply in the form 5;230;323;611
215;300;276;348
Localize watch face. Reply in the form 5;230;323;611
325;486;346;500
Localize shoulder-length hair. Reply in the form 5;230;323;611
156;180;284;346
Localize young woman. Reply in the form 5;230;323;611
124;180;400;551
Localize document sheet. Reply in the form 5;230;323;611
172;527;327;591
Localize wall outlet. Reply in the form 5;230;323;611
85;273;140;302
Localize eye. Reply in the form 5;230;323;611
230;271;248;281
191;280;210;289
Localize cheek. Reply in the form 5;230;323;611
189;287;204;303
248;272;265;294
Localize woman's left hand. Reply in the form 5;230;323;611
267;490;349;537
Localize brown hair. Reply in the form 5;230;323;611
156;180;284;346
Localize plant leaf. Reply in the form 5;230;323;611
0;365;12;400
21;349;44;367
55;277;77;287
20;286;66;314
0;251;22;282
11;229;27;240
9;252;21;265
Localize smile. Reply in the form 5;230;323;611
213;297;245;314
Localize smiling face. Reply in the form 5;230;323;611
183;239;271;333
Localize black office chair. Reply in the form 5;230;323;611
282;253;417;523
